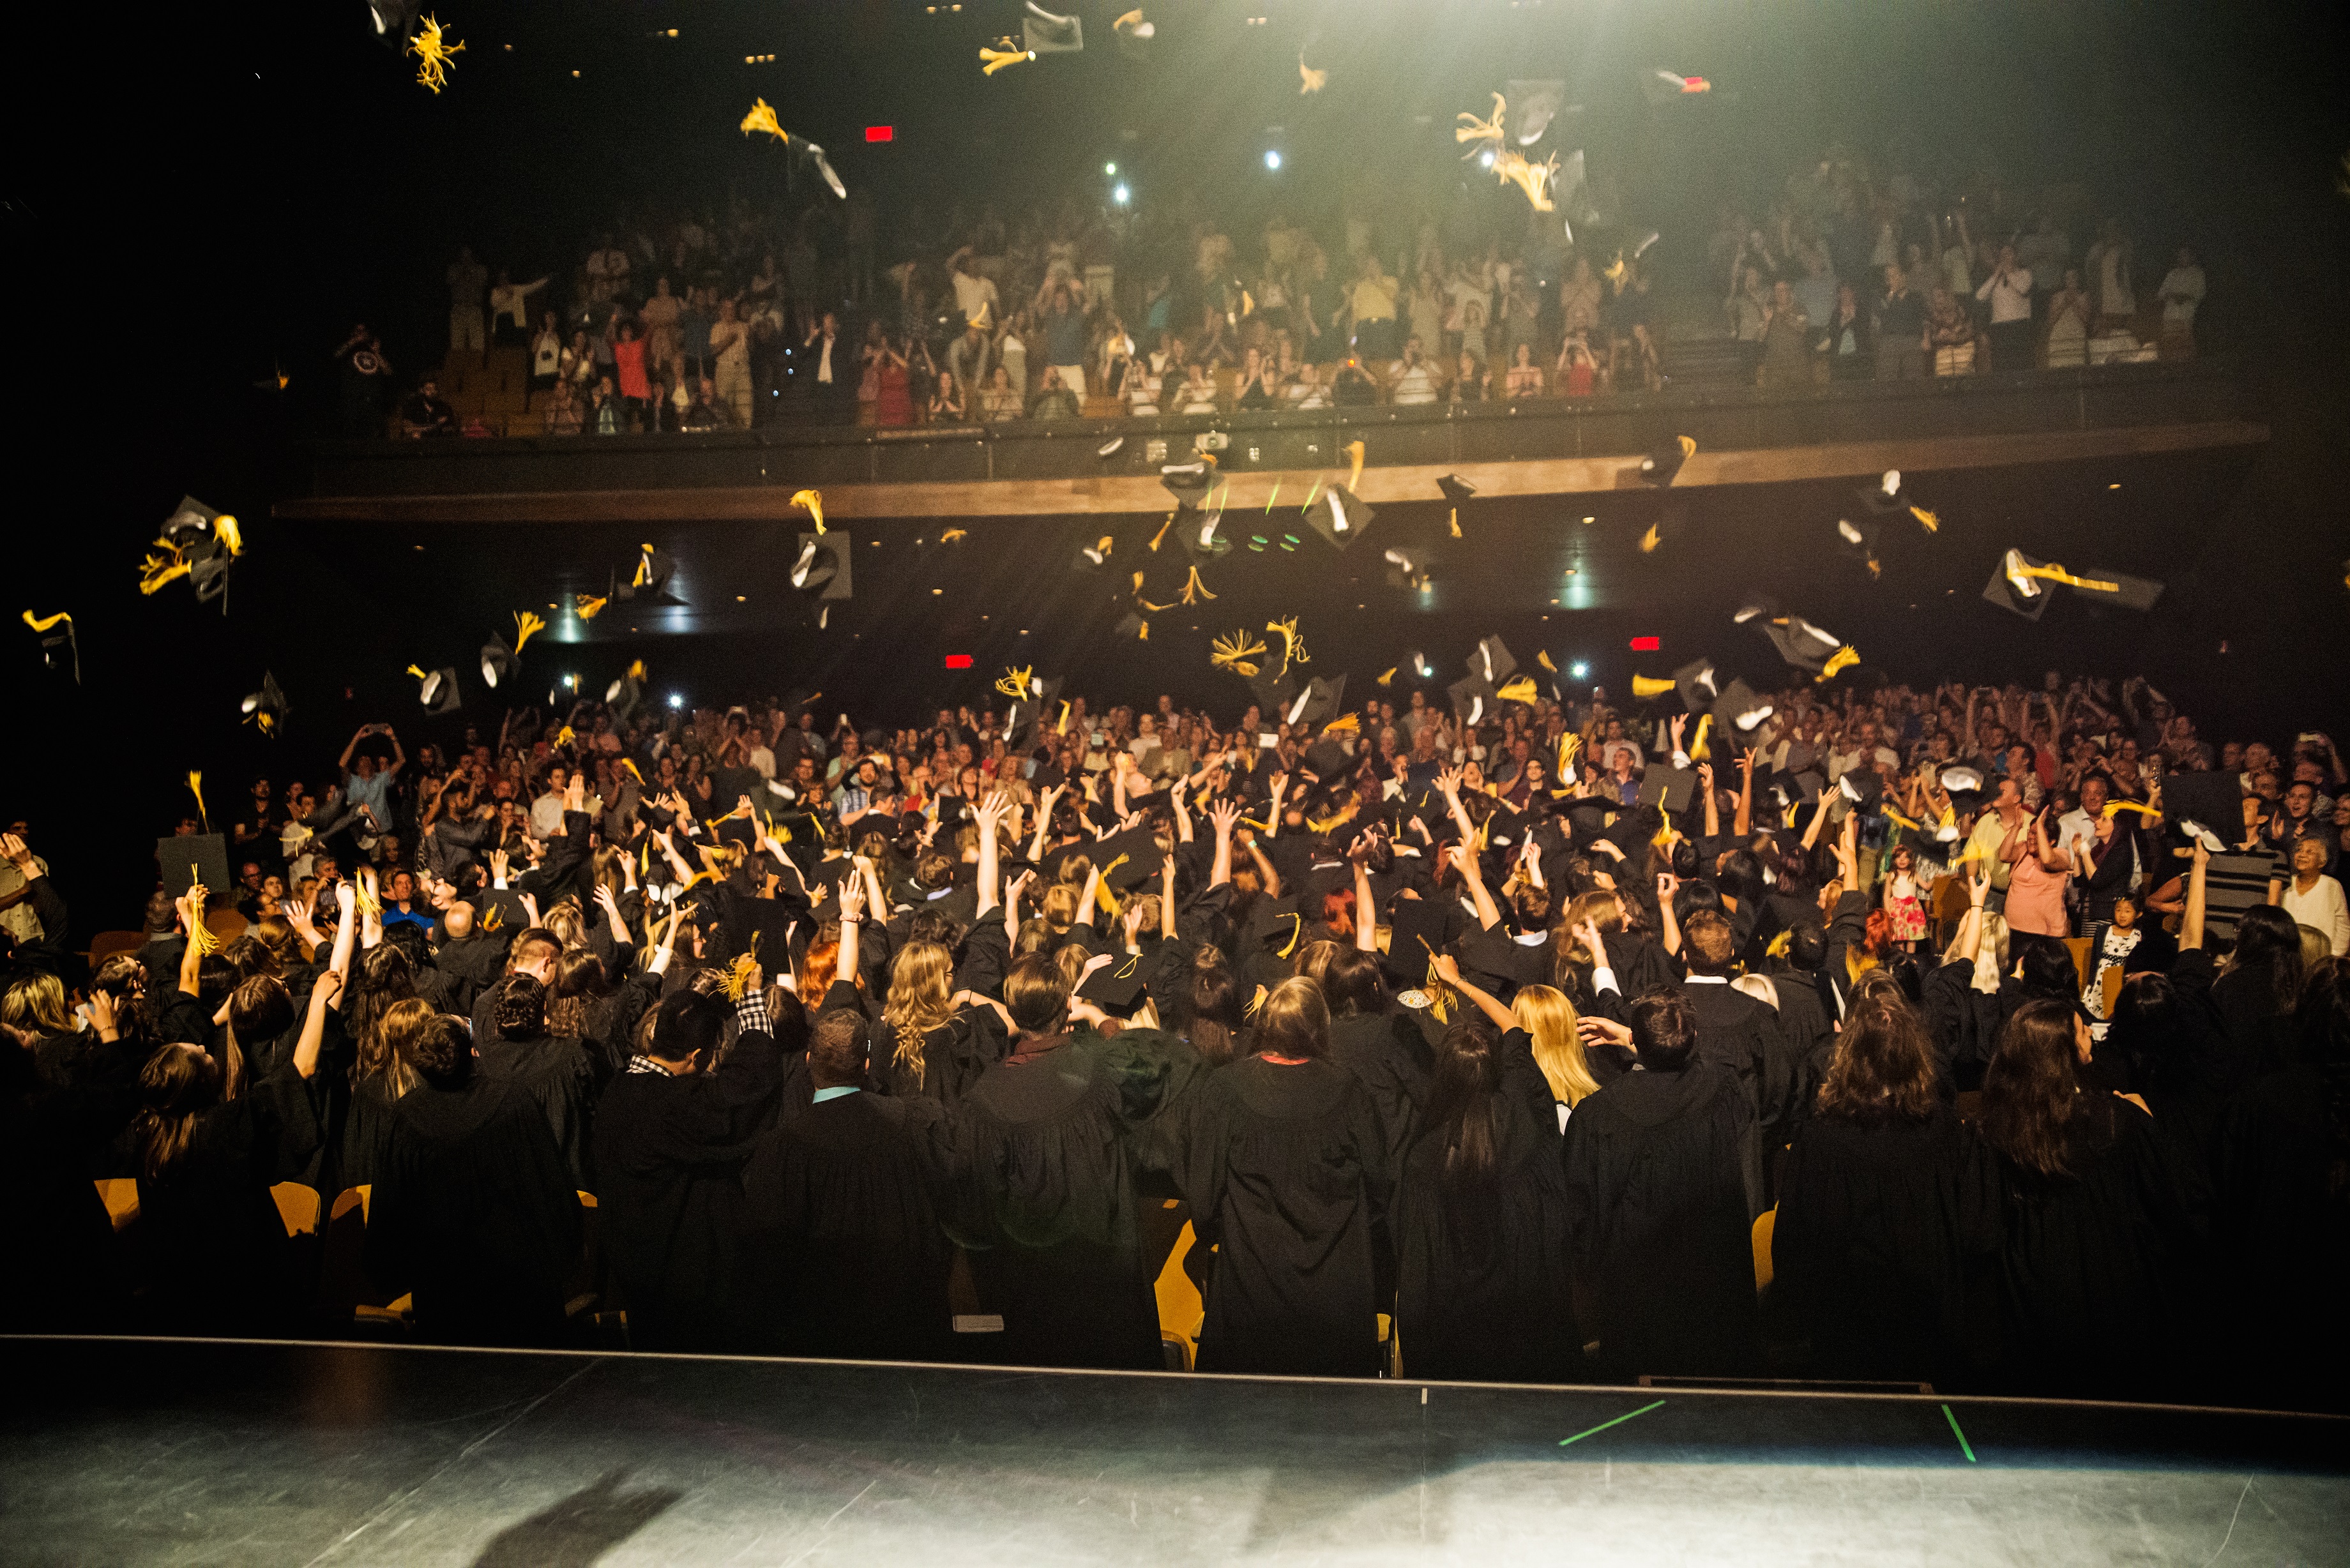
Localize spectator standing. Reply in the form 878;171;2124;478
335;325;395;437
640;278;683;375
446;246;489;356
488;271;547;347
613;321;651;429
1929;287;1976;375
944;315;993;405
1757;279;1812;388
1039;282;1089;400
528;312;563;393
1821;283;1872;379
1347;255;1400;361
711;299;753;427
2045;268;2092;368
2084;219;2135;330
803;312;849;416
1975;244;2036;371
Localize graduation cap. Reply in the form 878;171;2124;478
1835;516;1883;577
1638;767;1699;814
1022;1;1083;54
1407;649;1435;681
1638;435;1695;486
1437;473;1477;505
232;669;287;735
1088;825;1163;894
1301;737;1354;785
625;543;684;606
1939;765;1987;818
1096;436;1125;460
1073;534;1116;573
1838;771;1883;811
1382;547;1432;592
1762;614;1843;675
605;659;646;723
24;610;78;683
1112;7;1154;56
1712;678;1773;734
1005;676;1065;750
480;635;518;690
1284;675;1347;732
1113;611;1149;642
1247;670;1298;722
1732;595;1780;626
1078;953;1149;1016
407;664;461;715
1303;486;1376;550
1466;635;1517;686
1504;79;1570;145
367;0;419;50
1447;674;1498;728
2160;771;2243;846
792;532;853;600
1160;461;1213;505
1983;548;2056;621
1672;658;1719;711
160;494;223;550
1383;898;1451;986
795;140;847;202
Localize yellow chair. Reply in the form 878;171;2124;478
271;1182;321;1239
1752;1207;1777;1292
1151;1205;1204;1371
95;1178;140;1233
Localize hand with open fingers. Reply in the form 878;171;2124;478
1208;799;1242;835
1078;949;1114;983
1579;1014;1632;1048
839;875;867;919
335;882;357;917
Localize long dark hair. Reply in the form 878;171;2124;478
1979;999;2084;1178
1178;947;1248;1065
546;947;612;1039
1814;999;1941;1121
1423;1014;1503;1190
2227;905;2308;1016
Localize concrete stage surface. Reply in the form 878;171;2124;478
3;1337;2346;1565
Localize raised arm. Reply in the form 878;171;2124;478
327;880;358;988
291;970;343;1080
1453;841;1503;932
1799;790;1835;852
1208;798;1239;888
2179;841;2209;953
1734;748;1755;836
1160;857;1179;940
836;871;865;987
1351;841;1379;953
1432;953;1519;1034
176;887;206;997
973;792;1008;919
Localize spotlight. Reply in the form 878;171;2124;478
1112;183;1131;205
1103;161;1117;176
1263;149;1282;171
1570;661;1589;679
667;693;684;709
1479;149;1495;169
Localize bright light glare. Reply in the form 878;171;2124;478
1112;183;1131;205
667;693;684;709
1479;150;1496;169
1571;661;1590;679
1103;161;1117;176
1264;149;1282;170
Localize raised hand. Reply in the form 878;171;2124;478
1207;799;1242;836
1436;765;1464;798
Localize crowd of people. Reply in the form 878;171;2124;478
335;145;2206;439
4;663;2345;1403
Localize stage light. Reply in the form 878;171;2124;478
667;693;684;709
944;654;974;670
1630;635;1660;652
866;125;894;142
1479;150;1495;169
1571;661;1590;679
562;674;577;688
1112;183;1131;205
1263;149;1282;171
1103;161;1118;176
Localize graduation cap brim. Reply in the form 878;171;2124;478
2159;771;2243;841
1286;675;1347;732
1637;767;1699;815
480;636;517;690
1763;619;1842;674
417;668;462;715
796;532;853;599
1436;474;1477;504
1160;463;1213;502
1088;826;1162;893
1446;675;1498;727
1711;678;1773;733
1672;658;1718;713
1637;435;1695;486
1303;486;1376;550
1078;954;1149;1015
1301;738;1352;783
188;545;236;605
1838;772;1884;811
2073;569;2165;613
368;0;419;49
1467;635;1518;686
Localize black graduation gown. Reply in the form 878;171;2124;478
432;931;507;1017
591;1024;791;1351
134;1057;322;1337
2213;1064;2350;1407
1984;1095;2211;1399
367;1074;584;1346
1392;1028;1580;1382
874;1009;1008;1108
1326;1010;1432;1180
1773;1106;2003;1388
1176;1056;1391;1378
947;1036;1164;1371
741;1090;956;1361
0;1044;128;1331
1561;1062;1762;1379
477;1033;604;1191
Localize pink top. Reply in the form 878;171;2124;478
2005;853;2071;938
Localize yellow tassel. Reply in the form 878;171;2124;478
1276;912;1303;959
1095;856;1130;918
1181;566;1216;604
994;665;1035;700
941;527;968;544
213;516;243;555
1689;715;1712;763
1631;674;1675;698
1639;522;1661;554
2104;800;2162;820
139;551;191;594
980;37;1032;74
621;758;645;785
1909;505;1939;533
513;610;546;652
1265;615;1309;676
725;951;759;1000
1321;713;1360;736
1496;676;1536;703
186;771;208;833
1344;440;1365;494
1449;507;1462;538
791;489;825;534
1815;645;1860;682
1056;700;1072;734
1211;631;1265;678
739;98;786;142
1149;511;1175;552
407;14;464;93
576;593;607;621
23;609;70;633
1298;53;1326;93
1376;667;1396;686
556;725;577;748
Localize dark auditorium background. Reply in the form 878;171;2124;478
7;0;2347;935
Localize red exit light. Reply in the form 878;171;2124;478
1628;636;1661;652
865;125;895;142
943;654;973;669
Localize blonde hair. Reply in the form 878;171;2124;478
1;972;72;1035
542;900;589;953
1512;984;1598;1108
881;941;957;1087
1040;882;1080;933
1943;909;2010;993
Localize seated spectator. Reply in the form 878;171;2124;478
1028;366;1081;421
1174;363;1220;416
980;365;1022;422
1820;283;1872;379
1232;347;1278;411
1330;358;1378;405
929;369;967;424
588;375;622;434
529;312;563;393
2158;246;2205;354
1556;332;1600;398
1759;279;1812;388
2047;268;2093;368
1284;363;1328;409
1388;337;1439;405
399;379;455;439
1123;359;1161;418
1502;342;1544;400
1929;287;1976;375
1448;351;1490;404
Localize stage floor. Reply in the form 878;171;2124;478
3;1338;2346;1566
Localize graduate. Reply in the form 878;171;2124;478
1175;976;1392;1377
